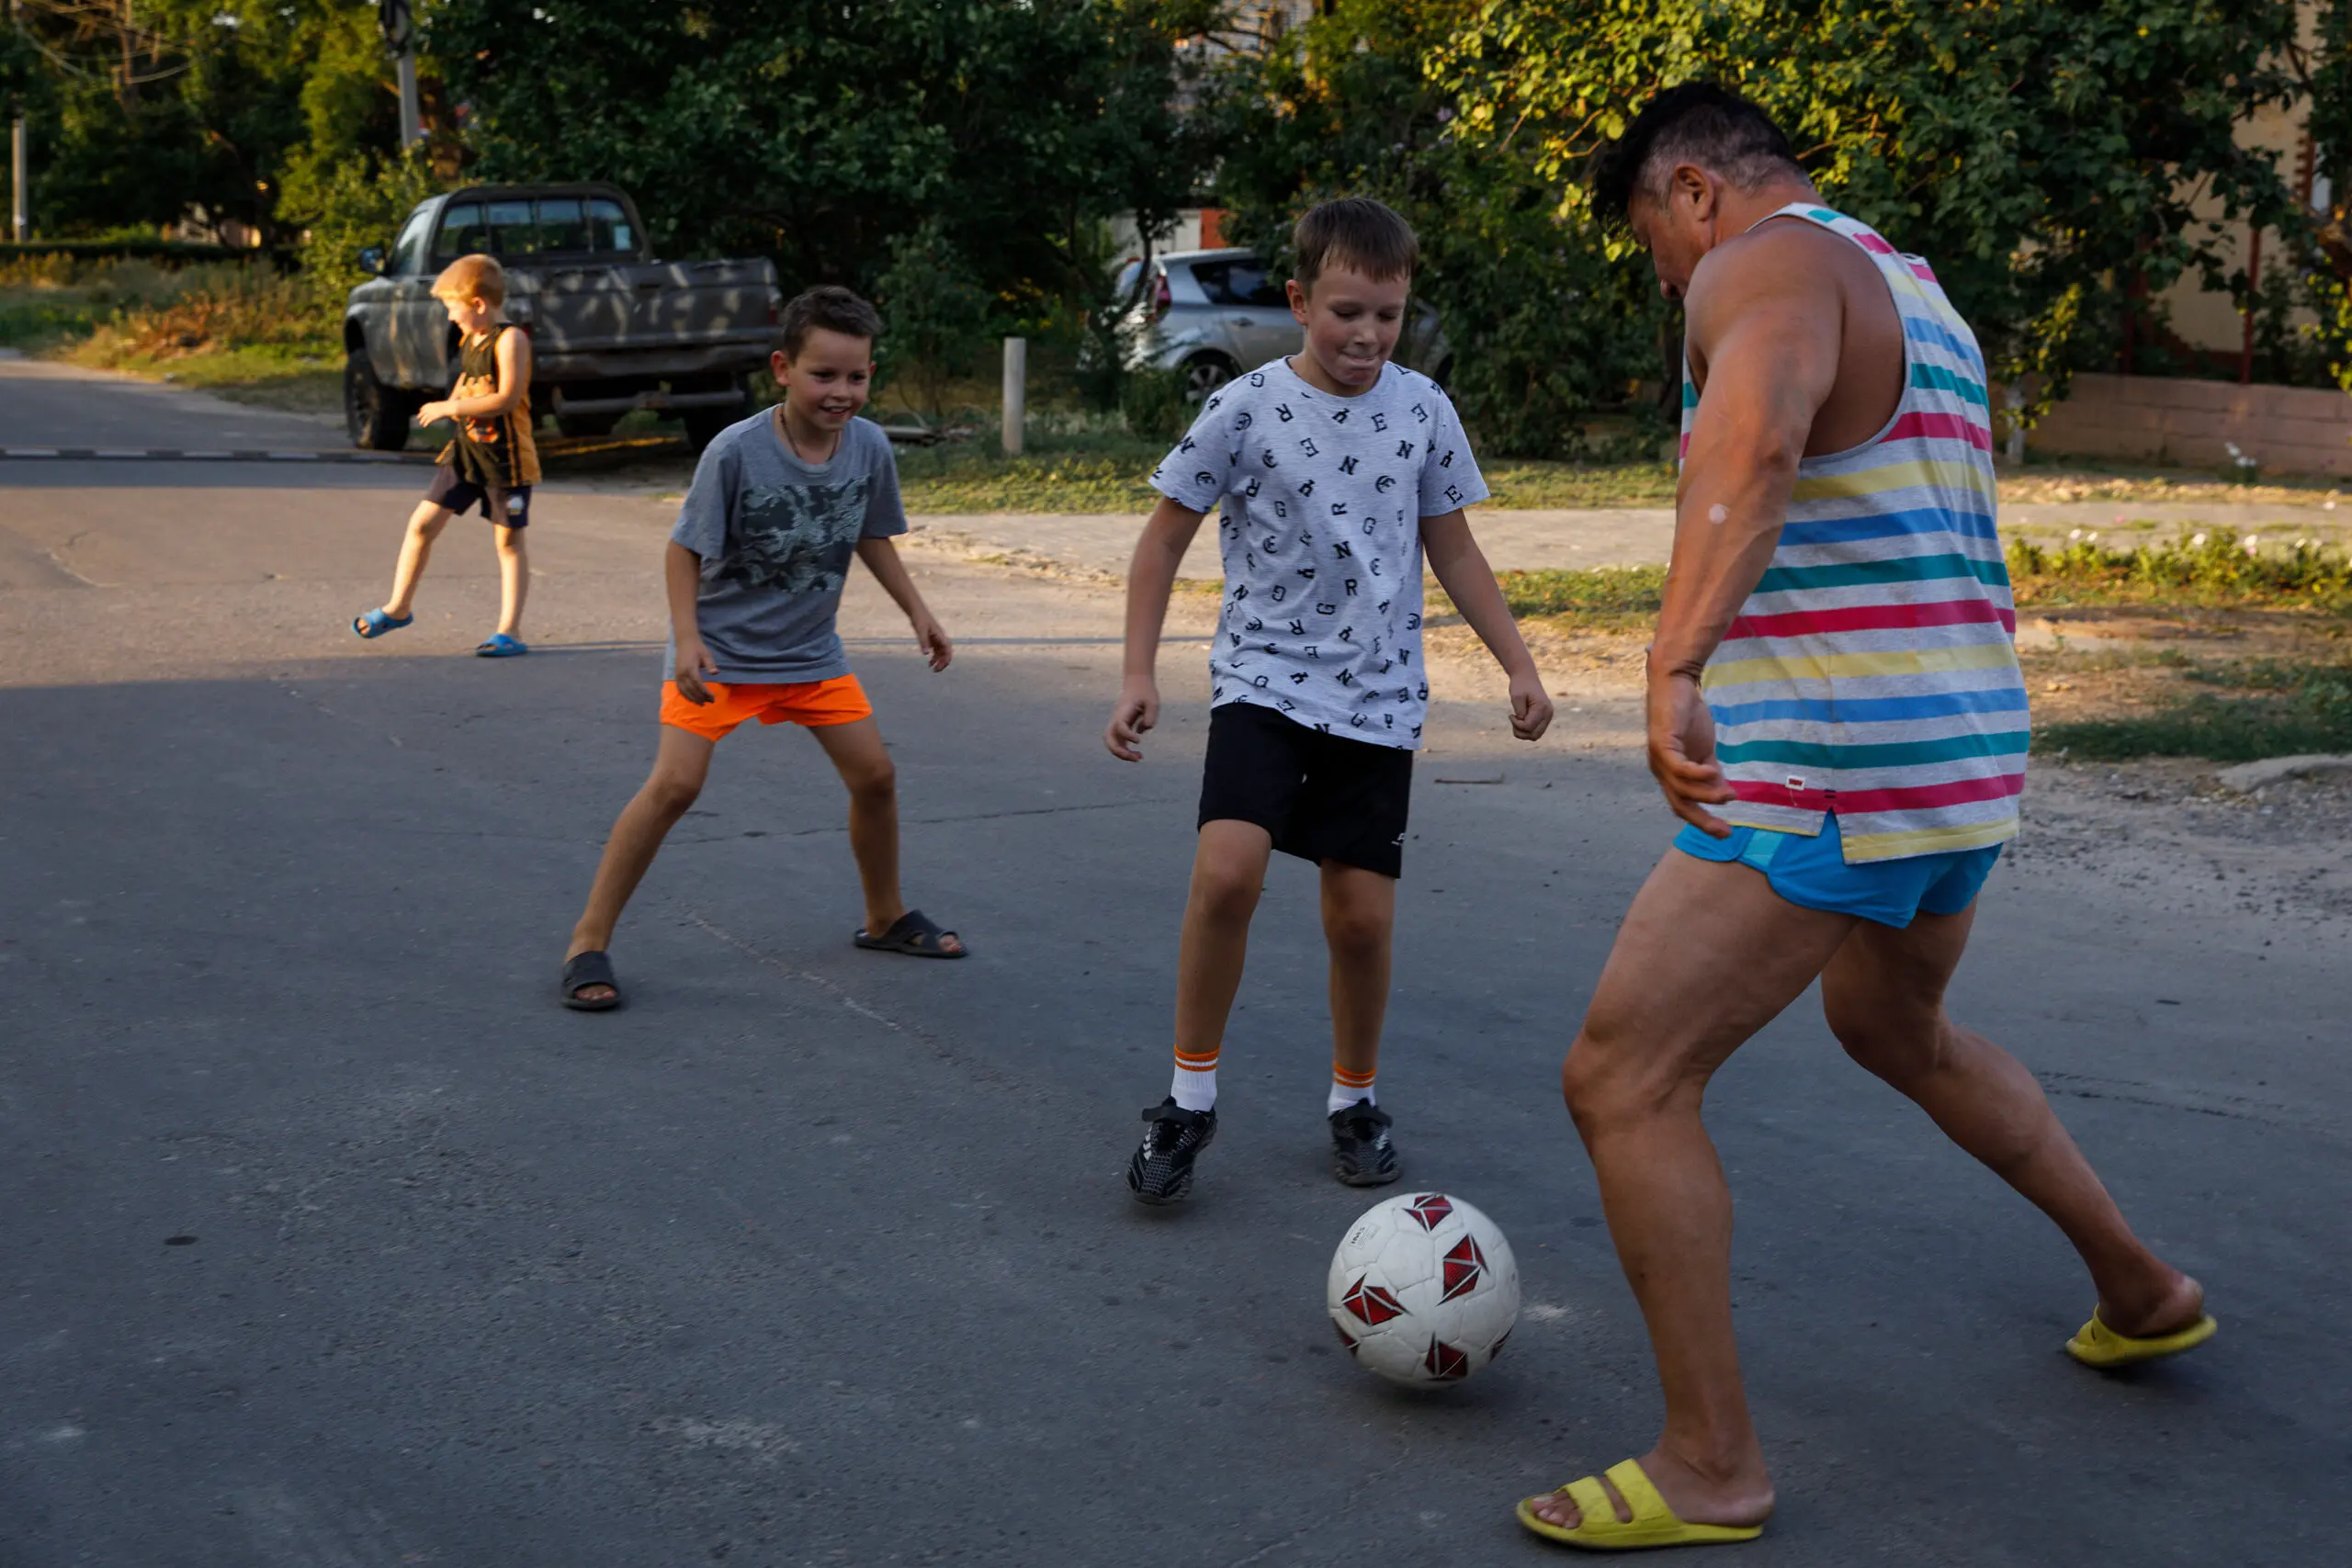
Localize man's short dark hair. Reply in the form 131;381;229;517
1588;83;1805;233
778;285;883;357
1293;197;1419;288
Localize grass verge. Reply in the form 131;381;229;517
893;434;1683;513
2007;529;2352;613
2;253;342;412
2036;658;2352;761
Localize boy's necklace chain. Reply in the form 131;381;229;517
774;405;841;467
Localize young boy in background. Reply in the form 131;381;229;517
560;286;965;1010
1105;197;1553;1203
351;253;538;657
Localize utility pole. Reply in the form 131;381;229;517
379;0;423;149
8;0;27;241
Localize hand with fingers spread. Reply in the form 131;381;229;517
1647;669;1735;835
1105;675;1160;761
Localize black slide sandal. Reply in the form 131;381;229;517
560;950;624;1010
853;909;967;959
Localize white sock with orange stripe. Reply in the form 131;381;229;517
1329;1062;1376;1115
1170;1045;1219;1112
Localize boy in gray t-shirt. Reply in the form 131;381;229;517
1104;198;1555;1202
559;288;965;1010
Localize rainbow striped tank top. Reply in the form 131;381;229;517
1679;204;2027;863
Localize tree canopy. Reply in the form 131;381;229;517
425;0;1216;313
8;0;2351;441
1435;0;2309;414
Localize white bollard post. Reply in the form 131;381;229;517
1001;336;1027;457
2003;383;2027;468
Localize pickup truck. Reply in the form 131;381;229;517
344;183;780;451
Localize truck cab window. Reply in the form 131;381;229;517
587;199;635;254
536;198;590;253
486;199;537;254
434;203;488;263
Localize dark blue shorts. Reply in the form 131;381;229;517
425;465;532;526
1672;813;2002;929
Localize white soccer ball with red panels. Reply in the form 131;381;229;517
1327;1191;1520;1386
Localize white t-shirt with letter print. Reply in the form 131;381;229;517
1149;358;1488;750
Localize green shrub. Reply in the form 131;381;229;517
876;220;997;423
1118;366;1194;445
0;239;257;265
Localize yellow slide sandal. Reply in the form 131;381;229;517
1516;1458;1764;1550
2065;1306;2219;1368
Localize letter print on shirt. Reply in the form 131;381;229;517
1147;357;1489;750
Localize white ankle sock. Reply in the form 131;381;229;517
1171;1046;1218;1112
1328;1065;1375;1116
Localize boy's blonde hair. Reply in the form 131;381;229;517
432;254;506;308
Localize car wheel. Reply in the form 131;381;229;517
345;350;415;452
1182;354;1238;403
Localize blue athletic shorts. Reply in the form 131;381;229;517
1671;813;2002;929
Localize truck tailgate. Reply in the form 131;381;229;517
624;260;775;351
516;259;775;359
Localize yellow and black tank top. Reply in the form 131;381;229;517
439;323;540;490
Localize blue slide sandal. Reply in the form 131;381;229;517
353;608;413;639
476;633;530;658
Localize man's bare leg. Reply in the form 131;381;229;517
809;717;960;953
1173;820;1275;1062
1822;907;2203;1336
1320;860;1396;1087
564;725;717;1000
1530;851;1858;1533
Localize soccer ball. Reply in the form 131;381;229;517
1327;1191;1520;1386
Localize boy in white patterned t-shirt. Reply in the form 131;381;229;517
1103;197;1555;1204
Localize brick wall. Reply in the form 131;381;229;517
2028;373;2352;477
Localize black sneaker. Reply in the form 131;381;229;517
1329;1100;1399;1187
1126;1099;1217;1205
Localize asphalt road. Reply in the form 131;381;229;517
2;359;2346;1566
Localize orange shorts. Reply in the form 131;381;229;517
659;674;873;740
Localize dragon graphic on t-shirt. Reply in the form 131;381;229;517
717;477;872;595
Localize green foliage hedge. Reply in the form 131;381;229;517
0;240;266;265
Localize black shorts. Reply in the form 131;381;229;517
1198;701;1414;879
424;465;532;526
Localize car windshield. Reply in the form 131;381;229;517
1190;257;1287;308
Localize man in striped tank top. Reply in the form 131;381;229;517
1517;85;2215;1551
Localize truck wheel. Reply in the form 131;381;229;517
345;350;416;452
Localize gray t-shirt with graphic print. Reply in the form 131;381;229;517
667;411;906;684
1149;358;1488;750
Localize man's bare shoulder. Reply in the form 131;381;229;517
1690;220;1856;309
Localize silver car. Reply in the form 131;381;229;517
1111;247;1453;399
